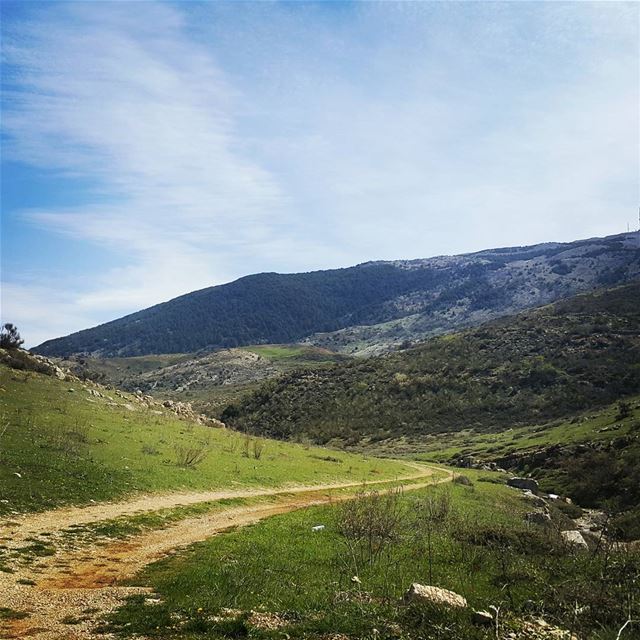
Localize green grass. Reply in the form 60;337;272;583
415;395;640;463
104;477;639;639
239;343;349;366
0;365;412;516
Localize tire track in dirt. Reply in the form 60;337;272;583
0;465;452;639
1;463;435;546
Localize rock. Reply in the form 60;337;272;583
518;617;579;639
403;583;467;609
507;477;539;492
351;576;361;584
523;492;548;508
526;511;552;526
472;609;494;625
561;530;588;550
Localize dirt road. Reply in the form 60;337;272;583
0;465;451;639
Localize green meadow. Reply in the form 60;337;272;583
0;365;412;516
104;476;639;639
415;395;640;463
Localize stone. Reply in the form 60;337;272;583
561;530;588;550
403;583;467;609
523;492;548;508
507;477;539;492
472;609;494;625
526;511;552;526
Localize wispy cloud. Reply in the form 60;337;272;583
1;1;637;346
2;2;322;343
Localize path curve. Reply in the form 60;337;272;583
0;465;452;639
1;462;436;546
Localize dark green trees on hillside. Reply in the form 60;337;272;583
223;283;640;444
32;233;639;357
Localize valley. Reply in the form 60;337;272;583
59;344;348;416
2;234;639;639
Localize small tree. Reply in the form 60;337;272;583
0;323;24;349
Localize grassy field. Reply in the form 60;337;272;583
239;343;347;364
104;475;639;639
0;364;412;517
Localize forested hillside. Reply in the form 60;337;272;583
34;232;639;357
222;283;640;446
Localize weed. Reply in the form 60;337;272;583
0;607;29;621
174;440;209;468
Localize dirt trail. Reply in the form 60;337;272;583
2;463;432;546
0;466;452;640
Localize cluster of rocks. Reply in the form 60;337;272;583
109;388;224;427
159;398;224;428
403;583;577;638
88;384;225;428
0;348;73;381
452;455;507;472
507;477;598;551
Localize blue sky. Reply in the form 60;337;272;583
1;1;638;347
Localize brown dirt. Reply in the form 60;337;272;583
0;465;451;639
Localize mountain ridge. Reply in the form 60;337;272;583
33;231;640;357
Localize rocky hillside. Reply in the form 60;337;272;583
222;282;640;446
34;232;639;357
59;344;348;415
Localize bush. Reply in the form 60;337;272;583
0;323;24;350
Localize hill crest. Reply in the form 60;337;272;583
33;232;640;357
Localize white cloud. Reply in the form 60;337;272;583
1;1;637;345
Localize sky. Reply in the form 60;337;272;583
1;1;638;347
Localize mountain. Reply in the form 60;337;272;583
34;232;640;357
221;282;640;446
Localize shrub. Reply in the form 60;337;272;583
337;487;405;568
0;323;24;350
174;441;209;468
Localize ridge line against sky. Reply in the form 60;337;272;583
1;1;638;346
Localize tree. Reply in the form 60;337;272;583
0;323;24;349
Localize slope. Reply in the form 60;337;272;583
222;282;640;446
0;357;411;517
33;232;640;357
59;344;350;416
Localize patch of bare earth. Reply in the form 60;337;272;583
0;467;449;639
